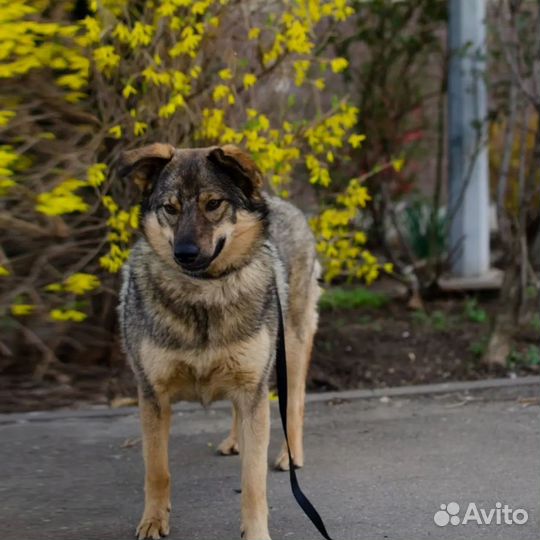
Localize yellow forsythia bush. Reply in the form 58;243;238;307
0;0;390;367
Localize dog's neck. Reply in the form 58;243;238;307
138;236;276;304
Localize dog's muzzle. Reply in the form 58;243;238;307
174;237;226;274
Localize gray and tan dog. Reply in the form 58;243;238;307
118;143;321;540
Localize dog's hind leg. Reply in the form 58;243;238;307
136;388;172;540
273;327;314;471
217;403;240;455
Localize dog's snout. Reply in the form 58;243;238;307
174;242;200;264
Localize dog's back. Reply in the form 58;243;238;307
266;194;321;339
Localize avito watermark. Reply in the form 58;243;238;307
434;502;529;527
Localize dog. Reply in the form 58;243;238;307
118;143;321;540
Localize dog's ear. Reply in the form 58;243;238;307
119;143;175;191
208;145;263;198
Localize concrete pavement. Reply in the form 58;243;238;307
0;380;538;540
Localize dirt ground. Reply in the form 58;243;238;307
1;296;538;413
310;298;537;391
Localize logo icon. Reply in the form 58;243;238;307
434;502;529;527
434;502;460;526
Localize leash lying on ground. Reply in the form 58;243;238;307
275;293;334;540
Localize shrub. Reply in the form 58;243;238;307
0;0;388;373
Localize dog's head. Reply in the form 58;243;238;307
119;144;268;277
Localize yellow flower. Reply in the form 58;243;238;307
383;262;394;273
158;103;173;118
248;27;261;40
170;26;202;58
293;60;310;86
263;34;285;66
243;73;257;89
190;66;202;79
129;22;154;48
113;22;130;43
212;84;231;102
39;132;56;141
79;15;102;45
133;121;148;136
36;180;89;216
142;67;171;86
64;273;101;295
258;114;270;130
129;206;140;229
284;18;313;55
50;309;87;322
11;304;34;316
93;46;120;74
0;265;10;277
314;78;325;90
57;73;86;90
218;68;233;81
392;158;405;172
45;283;63;292
192;0;210;15
101;195;118;213
0;110;15;126
156;1;176;17
65;92;86;104
354;231;367;244
99;244;130;273
87;163;107;187
331;58;349;73
348;134;366;148
108;125;122;139
122;84;137;99
198;108;225;139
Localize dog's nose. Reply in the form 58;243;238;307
174;242;200;264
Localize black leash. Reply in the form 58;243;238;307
275;293;334;540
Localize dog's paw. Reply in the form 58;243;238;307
241;524;271;540
273;448;302;471
136;509;170;540
217;435;239;456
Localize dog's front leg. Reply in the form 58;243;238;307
237;391;271;540
136;388;172;540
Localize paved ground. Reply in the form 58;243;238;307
0;381;538;540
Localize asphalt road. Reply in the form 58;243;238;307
0;381;538;540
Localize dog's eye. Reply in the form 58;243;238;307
163;204;178;215
206;199;223;212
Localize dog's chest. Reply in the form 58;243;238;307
155;286;273;351
143;327;272;405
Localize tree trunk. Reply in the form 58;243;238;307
483;263;520;367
